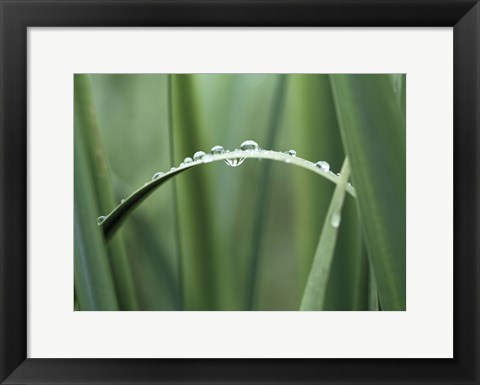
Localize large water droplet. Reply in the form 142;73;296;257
193;151;206;161
152;172;164;180
240;140;259;151
288;149;296;156
331;211;341;228
211;145;225;155
315;161;330;172
97;216;106;225
203;154;214;163
184;157;193;164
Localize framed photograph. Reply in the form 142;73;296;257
1;0;478;384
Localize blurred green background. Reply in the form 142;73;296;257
74;74;405;311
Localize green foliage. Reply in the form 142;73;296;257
300;157;351;310
330;74;406;310
74;74;406;311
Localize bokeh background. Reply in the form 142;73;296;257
74;74;405;311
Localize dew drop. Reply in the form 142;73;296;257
170;167;176;172
315;161;330;172
184;157;193;164
193;151;206;161
211;145;225;155
121;199;126;204
152;172;164;180
336;172;341;177
203;154;214;163
97;216;106;225
240;140;259;152
288;149;296;156
331;211;341;228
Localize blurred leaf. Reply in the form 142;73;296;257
90;74;177;310
74;125;118;310
246;74;287;310
75;75;138;310
330;74;406;310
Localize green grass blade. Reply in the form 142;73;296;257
330;74;406;310
167;75;184;310
246;74;287;310
351;240;370;310
389;74;406;119
171;75;218;310
89;74;177;311
368;264;380;310
75;74;138;310
300;157;351;310
100;150;357;239
74;126;119;311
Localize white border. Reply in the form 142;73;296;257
28;28;453;358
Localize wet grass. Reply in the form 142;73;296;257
75;74;406;311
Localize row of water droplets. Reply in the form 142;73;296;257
97;140;341;226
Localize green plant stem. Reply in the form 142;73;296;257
167;75;184;310
300;157;351;310
246;75;287;310
75;75;138;310
330;74;406;310
74;126;119;310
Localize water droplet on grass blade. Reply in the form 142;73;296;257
170;167;176;172
331;211;341;228
211;145;225;155
315;161;330;172
203;154;214;163
97;216;106;225
121;199;125;204
240;140;259;151
193;151;206;161
152;172;164;180
288;149;296;156
184;157;193;164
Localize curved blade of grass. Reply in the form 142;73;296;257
75;75;138;310
330;74;406;311
300;157;351;311
74;126;118;311
246;74;287;310
166;75;184;310
100;150;357;239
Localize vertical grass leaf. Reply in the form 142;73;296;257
246;74;287;310
74;126;119;310
300;157;351;310
330;74;406;310
75;74;138;310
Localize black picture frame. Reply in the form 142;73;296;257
1;1;479;384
